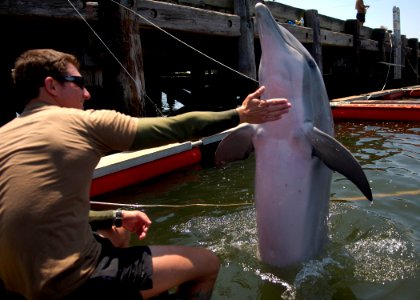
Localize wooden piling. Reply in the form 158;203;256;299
234;0;256;80
98;0;145;116
304;9;323;73
344;20;361;74
0;0;419;124
371;28;387;62
407;38;419;85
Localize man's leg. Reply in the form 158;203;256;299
95;230;220;299
141;245;220;300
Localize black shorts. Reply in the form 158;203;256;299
356;12;366;23
64;234;153;300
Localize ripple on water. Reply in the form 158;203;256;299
329;203;419;283
170;201;419;299
121;122;420;299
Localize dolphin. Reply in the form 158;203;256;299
215;2;372;268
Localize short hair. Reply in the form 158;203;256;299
11;49;80;107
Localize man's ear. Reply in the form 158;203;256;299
44;76;60;96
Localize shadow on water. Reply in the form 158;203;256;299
96;121;420;299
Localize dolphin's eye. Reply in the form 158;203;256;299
308;60;317;69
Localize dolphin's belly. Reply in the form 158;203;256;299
253;134;330;267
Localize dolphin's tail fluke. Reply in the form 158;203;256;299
307;126;373;201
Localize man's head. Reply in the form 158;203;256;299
12;49;86;108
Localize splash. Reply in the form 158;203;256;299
170;200;418;298
345;234;418;283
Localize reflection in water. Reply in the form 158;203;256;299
98;122;420;299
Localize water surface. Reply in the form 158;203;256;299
97;121;420;299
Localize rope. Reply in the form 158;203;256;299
379;31;393;91
331;189;420;202
379;31;420;90
406;56;420;80
110;0;258;84
92;187;420;209
70;1;258;212
90;200;253;209
67;0;165;116
68;0;259;108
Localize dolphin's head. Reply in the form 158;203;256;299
255;3;333;133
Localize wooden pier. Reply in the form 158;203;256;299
1;0;419;125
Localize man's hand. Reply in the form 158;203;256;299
121;210;152;240
236;86;291;124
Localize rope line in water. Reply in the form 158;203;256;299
332;189;420;202
90;200;253;209
91;188;420;209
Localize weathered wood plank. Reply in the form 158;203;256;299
263;1;305;23
320;30;353;47
1;0;417;56
318;15;345;32
330;86;419;102
255;23;353;48
135;0;241;36
0;0;241;36
0;0;98;19
277;24;313;44
360;39;379;51
177;0;233;11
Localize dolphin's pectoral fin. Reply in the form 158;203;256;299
214;124;256;166
308;127;373;201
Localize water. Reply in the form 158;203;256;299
97;121;420;299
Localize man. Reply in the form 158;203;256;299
355;0;370;25
0;49;291;300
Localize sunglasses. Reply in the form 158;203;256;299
54;75;85;90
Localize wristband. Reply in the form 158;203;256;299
113;209;123;228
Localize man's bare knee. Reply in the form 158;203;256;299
202;249;220;279
141;246;220;299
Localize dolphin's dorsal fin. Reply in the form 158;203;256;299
214;124;255;166
307;126;373;201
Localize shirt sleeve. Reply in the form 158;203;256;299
88;210;114;230
130;109;240;150
84;109;139;154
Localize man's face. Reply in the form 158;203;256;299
54;63;90;109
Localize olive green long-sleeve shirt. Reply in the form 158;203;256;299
89;109;240;229
88;210;115;230
131;109;239;150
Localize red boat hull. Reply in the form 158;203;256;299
90;147;201;197
331;104;420;121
